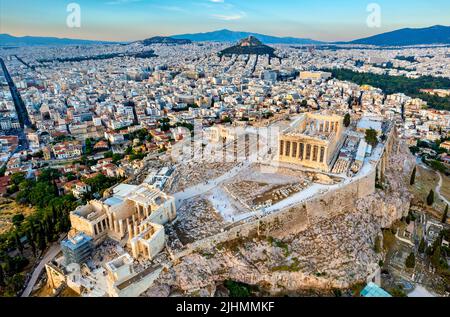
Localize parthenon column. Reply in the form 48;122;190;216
119;219;124;236
127;219;133;240
108;214;113;230
291;142;297;158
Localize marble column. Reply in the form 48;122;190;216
147;245;152;260
131;240;138;258
119;219;124;236
127;219;133;240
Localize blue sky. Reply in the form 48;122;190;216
1;0;449;41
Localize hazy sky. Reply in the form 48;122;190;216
1;0;449;42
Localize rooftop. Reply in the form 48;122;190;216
61;232;93;251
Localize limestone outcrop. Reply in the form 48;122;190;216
145;141;415;296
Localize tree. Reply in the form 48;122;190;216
418;238;426;254
410;166;416;185
37;228;46;252
65;172;76;181
51;205;57;226
0;264;5;287
427;189;434;206
12;214;25;228
343;113;351;127
442;204;448;224
431;246;442;268
224;280;251;297
365;128;378;147
405;252;415;268
0;165;6;177
390;287;407;297
10;172;25;186
26;231;36;257
85;138;93;155
374;236;382;253
14;233;23;255
221;116;232;124
4;273;24;296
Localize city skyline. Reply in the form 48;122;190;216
1;0;450;42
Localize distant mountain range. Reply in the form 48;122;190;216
0;34;113;46
345;25;450;46
2;25;450;47
171;29;322;45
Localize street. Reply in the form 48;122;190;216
21;244;62;297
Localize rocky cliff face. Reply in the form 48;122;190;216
359;139;415;228
145;141;415;296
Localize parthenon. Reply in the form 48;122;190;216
278;112;345;172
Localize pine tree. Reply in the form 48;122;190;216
442;204;448;224
37;228;46;252
45;216;54;242
410;166;416;185
14;233;23;255
52;205;57;225
431;246;442;268
418;238;426;254
26;231;36;257
405;252;416;268
28;220;36;242
427;189;435;206
343;113;351;127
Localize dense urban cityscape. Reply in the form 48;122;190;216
0;1;449;301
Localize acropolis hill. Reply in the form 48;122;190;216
43;111;416;297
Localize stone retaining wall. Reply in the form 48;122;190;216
169;166;376;261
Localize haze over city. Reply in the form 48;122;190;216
2;0;450;41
